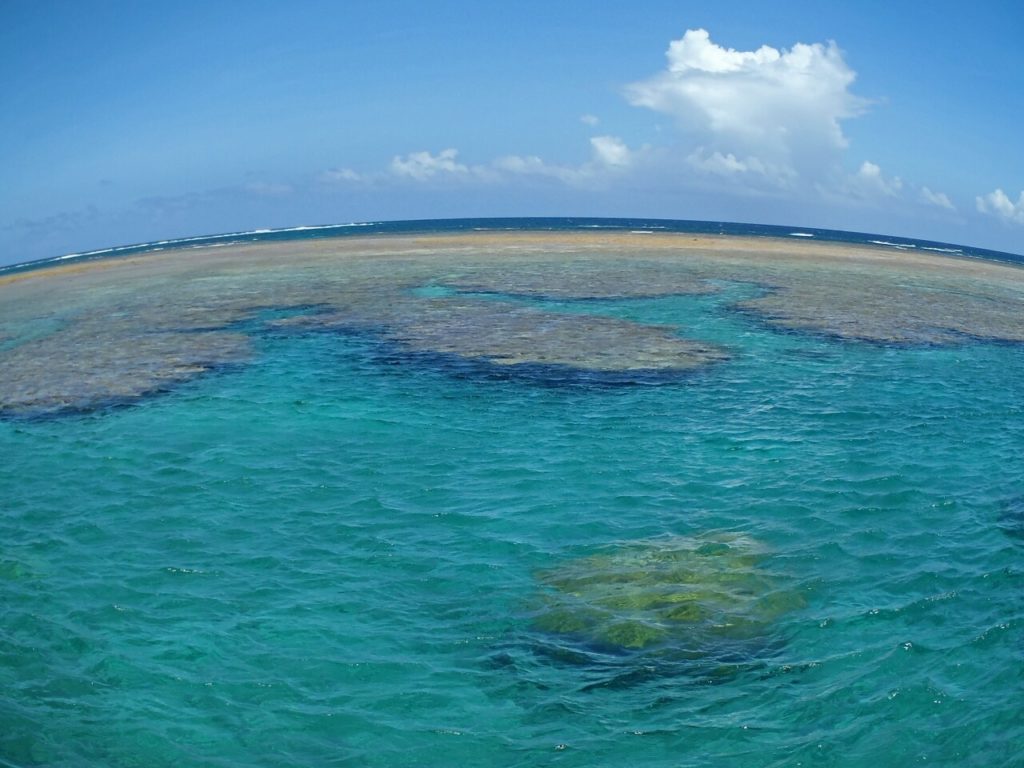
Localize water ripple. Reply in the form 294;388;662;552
2;237;1024;766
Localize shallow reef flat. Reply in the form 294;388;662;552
2;231;1024;417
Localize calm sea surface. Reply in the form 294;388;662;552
1;220;1022;767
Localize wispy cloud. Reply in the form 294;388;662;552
2;205;102;236
685;149;795;187
920;186;955;211
243;181;293;197
320;167;363;182
589;136;632;167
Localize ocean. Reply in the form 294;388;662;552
2;217;1021;278
1;219;1021;767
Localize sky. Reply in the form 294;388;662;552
2;0;1023;265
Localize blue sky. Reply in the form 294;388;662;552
2;0;1023;265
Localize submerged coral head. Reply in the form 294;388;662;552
531;533;804;661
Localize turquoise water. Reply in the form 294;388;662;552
2;234;1024;766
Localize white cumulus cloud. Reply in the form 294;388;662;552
625;28;868;185
853;161;902;197
390;148;469;180
976;188;1024;225
318;28;970;224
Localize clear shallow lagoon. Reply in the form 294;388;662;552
1;220;1022;767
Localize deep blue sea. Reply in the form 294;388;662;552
1;219;1022;767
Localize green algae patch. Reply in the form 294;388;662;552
532;533;804;656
